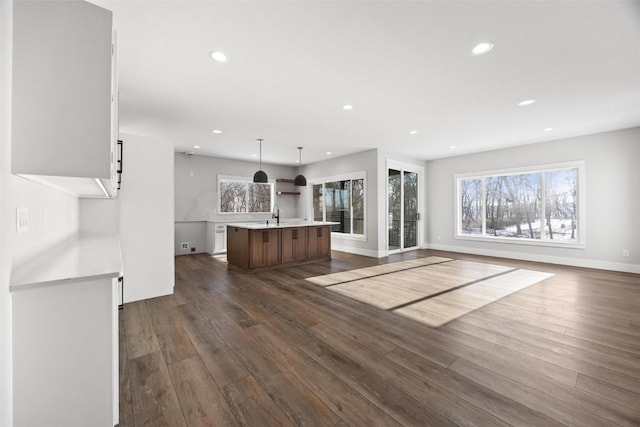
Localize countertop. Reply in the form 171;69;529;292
10;235;123;291
227;221;338;230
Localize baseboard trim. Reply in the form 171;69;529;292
331;244;383;258
426;243;640;274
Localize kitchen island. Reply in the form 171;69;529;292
227;222;334;271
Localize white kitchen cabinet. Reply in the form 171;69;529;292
10;236;122;427
207;222;227;254
11;0;118;197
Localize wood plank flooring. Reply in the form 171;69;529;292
119;250;640;426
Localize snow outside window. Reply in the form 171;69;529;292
456;162;584;247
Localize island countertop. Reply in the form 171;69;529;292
227;221;338;230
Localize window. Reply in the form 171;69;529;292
219;177;274;214
456;162;583;246
312;174;365;236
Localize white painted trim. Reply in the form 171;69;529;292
453;160;586;179
454;234;586;250
331;233;367;242
308;170;367;184
385;159;426;251
331;244;383;258
427;243;640;274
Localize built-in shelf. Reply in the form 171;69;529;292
276;178;300;195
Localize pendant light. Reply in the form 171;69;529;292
253;138;268;183
294;146;307;186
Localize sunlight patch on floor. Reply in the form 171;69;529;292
308;258;553;327
305;256;452;286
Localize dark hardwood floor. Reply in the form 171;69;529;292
119;250;640;426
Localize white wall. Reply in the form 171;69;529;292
174;153;300;255
3;2;84;422
174;221;206;255
11;178;79;271
303;149;380;257
119;133;174;302
79;198;119;235
1;1;14;423
426;127;640;273
174;153;300;221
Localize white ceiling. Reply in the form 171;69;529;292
93;0;640;166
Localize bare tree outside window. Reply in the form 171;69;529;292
457;164;581;245
220;181;248;213
219;179;273;213
460;178;482;234
485;173;540;239
313;184;323;221
352;179;365;234
544;170;577;240
248;183;272;213
312;177;365;236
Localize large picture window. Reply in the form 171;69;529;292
219;177;274;214
456;162;584;246
312;174;365;236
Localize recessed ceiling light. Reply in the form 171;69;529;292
544;127;554;132
342;105;353;111
517;99;536;106
326;151;333;155
251;153;257;157
193;145;200;149
212;129;223;134
450;146;457;150
409;130;418;135
471;42;494;56
209;51;228;63
295;160;300;163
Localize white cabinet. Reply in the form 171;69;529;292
11;0;118;198
10;236;122;427
12;277;119;427
207;222;227;254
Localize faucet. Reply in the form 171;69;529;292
272;204;280;225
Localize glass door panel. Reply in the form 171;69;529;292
403;171;418;249
388;169;401;251
388;167;420;252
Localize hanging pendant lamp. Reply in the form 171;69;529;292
253;138;268;183
294;146;307;186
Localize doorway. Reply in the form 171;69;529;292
388;164;421;253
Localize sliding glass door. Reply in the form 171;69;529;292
388;166;420;252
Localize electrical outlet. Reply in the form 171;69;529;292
181;242;189;250
622;249;629;257
16;207;29;233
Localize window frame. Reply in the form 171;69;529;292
217;175;275;215
454;161;586;249
310;171;367;240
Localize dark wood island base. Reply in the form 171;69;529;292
226;224;332;272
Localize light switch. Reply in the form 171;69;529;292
17;207;29;233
